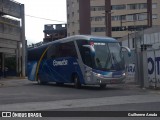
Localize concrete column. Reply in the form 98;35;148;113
147;0;152;27
16;49;19;76
20;4;26;77
2;53;5;77
79;0;91;34
142;51;149;88
105;0;111;37
18;42;22;77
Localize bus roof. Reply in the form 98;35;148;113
28;35;117;51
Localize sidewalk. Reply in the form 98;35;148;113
0;77;33;87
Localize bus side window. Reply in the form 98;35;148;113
47;44;59;59
83;48;93;67
59;42;78;58
76;40;93;67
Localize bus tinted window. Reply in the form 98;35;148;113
28;46;47;61
47;42;77;59
47;44;59;59
76;40;93;67
59;42;77;58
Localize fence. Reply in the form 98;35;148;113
123;50;136;82
146;49;160;88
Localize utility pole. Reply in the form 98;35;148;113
105;0;111;37
79;0;91;34
21;4;26;77
147;0;152;27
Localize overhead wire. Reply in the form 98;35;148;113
25;14;67;23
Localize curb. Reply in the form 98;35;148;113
0;77;27;81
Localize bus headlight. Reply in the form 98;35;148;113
93;72;101;77
122;73;126;76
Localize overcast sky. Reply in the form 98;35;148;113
14;0;67;44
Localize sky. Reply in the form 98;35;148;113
14;0;67;44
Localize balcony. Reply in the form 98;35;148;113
0;16;20;41
0;0;21;18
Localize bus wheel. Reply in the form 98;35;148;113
37;76;47;85
74;75;81;89
56;82;64;86
100;84;106;89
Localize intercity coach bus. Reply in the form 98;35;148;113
28;35;131;88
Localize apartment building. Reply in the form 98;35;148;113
67;0;160;39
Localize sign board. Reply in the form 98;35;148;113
147;50;160;87
125;64;135;81
155;50;160;87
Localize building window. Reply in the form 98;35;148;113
138;14;147;21
91;27;106;32
132;38;135;48
152;3;157;9
90;6;105;11
72;22;75;26
128;25;148;31
112;26;127;31
67;4;69;9
127;3;147;10
72;12;74;17
152;14;158;19
127;4;136;9
111;15;126;21
91;16;105;21
139;3;147;9
72;2;74;7
126;14;135;21
111;5;126;10
67;14;70;19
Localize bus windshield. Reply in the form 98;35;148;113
93;42;125;71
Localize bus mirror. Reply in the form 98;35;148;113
83;45;95;56
121;46;131;57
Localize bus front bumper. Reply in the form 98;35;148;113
93;74;126;85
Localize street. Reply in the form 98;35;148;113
0;78;160;119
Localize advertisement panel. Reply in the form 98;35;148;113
155;50;160;87
147;51;156;87
126;64;135;80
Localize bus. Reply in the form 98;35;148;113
28;35;131;88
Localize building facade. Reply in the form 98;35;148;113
119;26;160;50
43;24;67;43
67;0;160;39
0;0;25;77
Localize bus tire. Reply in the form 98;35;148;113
74;75;81;89
37;76;47;85
100;84;106;89
56;82;64;86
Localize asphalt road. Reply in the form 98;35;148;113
0;78;160;120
